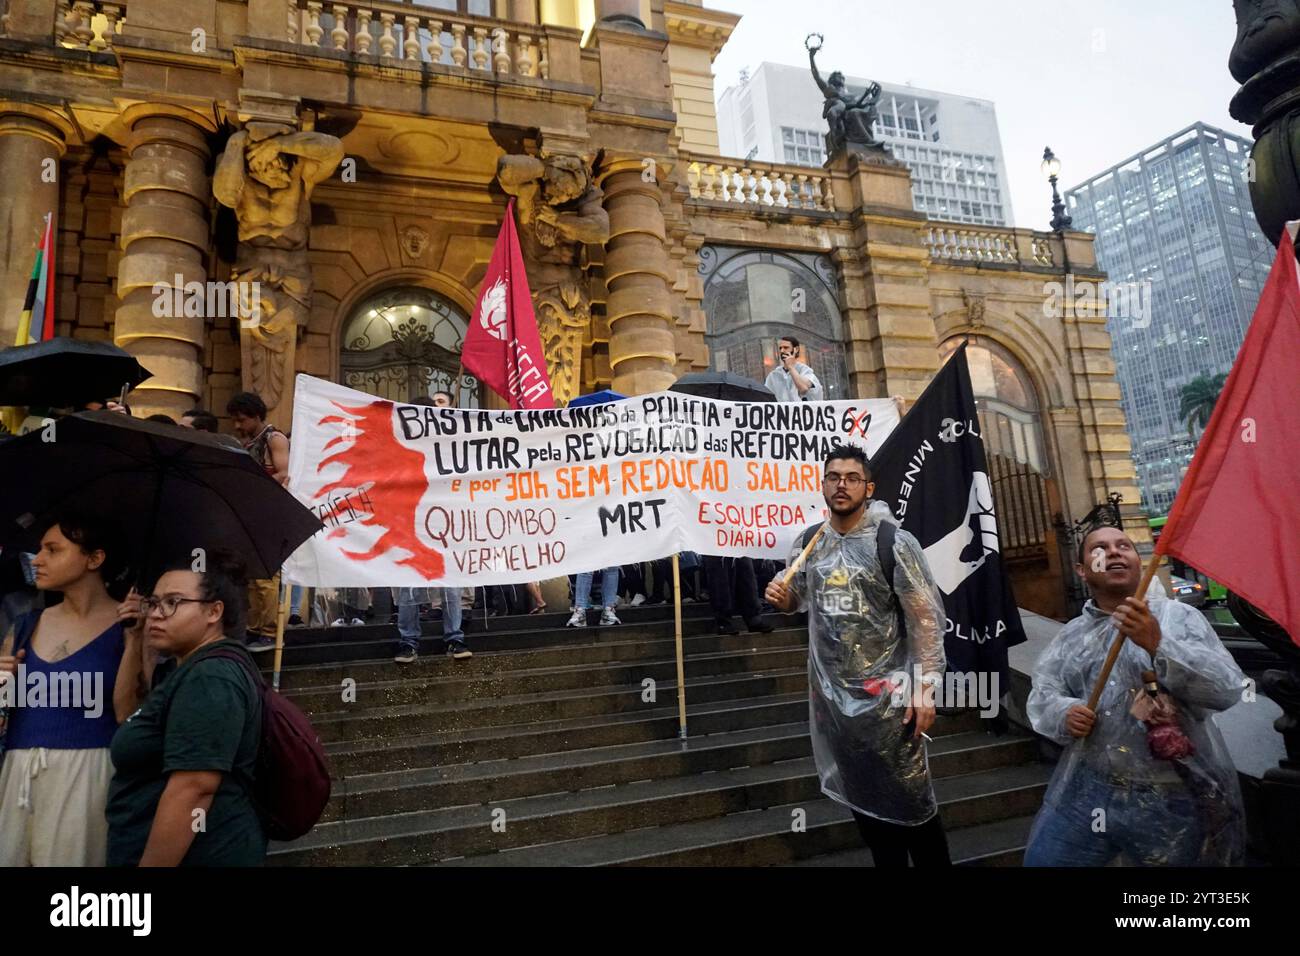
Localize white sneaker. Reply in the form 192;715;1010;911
330;618;346;627
350;617;365;626
599;606;621;627
566;608;587;628
631;593;646;607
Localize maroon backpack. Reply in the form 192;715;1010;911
206;647;332;842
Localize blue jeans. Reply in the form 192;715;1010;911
574;568;619;610
1024;763;1203;866
397;587;464;651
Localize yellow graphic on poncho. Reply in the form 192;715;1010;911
825;566;851;588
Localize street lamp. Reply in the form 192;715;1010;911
1042;146;1073;232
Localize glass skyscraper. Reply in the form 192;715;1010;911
1064;122;1273;514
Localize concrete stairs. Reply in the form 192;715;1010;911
266;602;1052;866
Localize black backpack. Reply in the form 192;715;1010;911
798;520;907;637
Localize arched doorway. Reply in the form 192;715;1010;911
939;336;1067;617
699;246;850;397
340;286;480;406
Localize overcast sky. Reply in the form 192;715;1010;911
707;0;1250;230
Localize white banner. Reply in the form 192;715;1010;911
282;374;898;587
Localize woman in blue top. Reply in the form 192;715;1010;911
0;511;146;866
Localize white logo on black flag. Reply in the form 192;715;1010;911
869;343;1027;684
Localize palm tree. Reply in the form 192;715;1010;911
1178;372;1227;435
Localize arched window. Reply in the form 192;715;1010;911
340;286;479;405
939;336;1045;474
699;246;849;398
940;336;1053;561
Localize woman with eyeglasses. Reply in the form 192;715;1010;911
105;552;266;866
0;511;146;866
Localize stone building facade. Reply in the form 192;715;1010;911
0;0;1145;618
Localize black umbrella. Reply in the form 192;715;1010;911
669;370;776;403
0;337;152;408
0;411;322;582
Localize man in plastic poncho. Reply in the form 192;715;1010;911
1024;525;1247;866
765;444;951;867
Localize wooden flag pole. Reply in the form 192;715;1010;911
782;522;827;586
272;579;291;693
1086;552;1165;712
672;553;687;740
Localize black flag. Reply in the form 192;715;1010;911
869;343;1026;686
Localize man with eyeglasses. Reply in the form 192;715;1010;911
764;444;951;867
763;336;823;403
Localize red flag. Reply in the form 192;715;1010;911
461;200;554;410
1156;225;1300;645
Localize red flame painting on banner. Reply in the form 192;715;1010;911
314;400;446;579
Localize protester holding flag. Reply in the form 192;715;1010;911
765;444;951;867
1021;215;1300;867
1023;525;1247;866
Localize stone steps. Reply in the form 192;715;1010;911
323;691;813;776
271;755;1050;866
269;607;1052;866
424;767;1051;868
286;640;810;715
308;667;812;743
273;627;803;689
321;718;1031;824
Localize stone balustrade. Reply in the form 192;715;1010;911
682;153;835;212
924;224;1057;268
1029;234;1055;266
291;0;549;78
52;0;124;50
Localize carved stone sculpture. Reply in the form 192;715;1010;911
496;152;610;405
213;122;344;424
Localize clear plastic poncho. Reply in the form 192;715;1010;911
1026;587;1248;866
784;500;947;825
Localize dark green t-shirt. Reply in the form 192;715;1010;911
107;639;267;866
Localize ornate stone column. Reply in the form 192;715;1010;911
113;105;216;418
597;153;677;395
0;102;73;345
